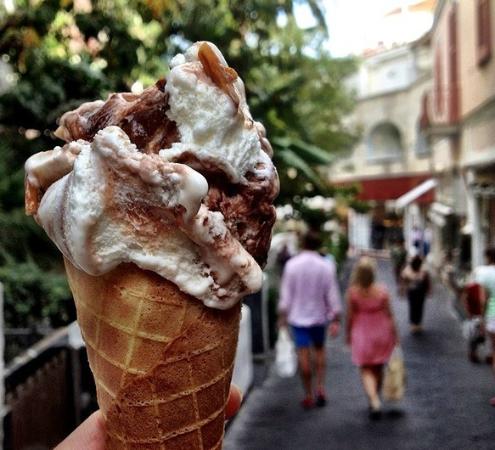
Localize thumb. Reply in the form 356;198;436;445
55;410;106;450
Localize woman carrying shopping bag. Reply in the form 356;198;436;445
346;257;399;419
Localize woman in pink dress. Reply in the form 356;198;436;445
346;257;398;418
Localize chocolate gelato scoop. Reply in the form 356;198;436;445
25;41;279;308
54;42;278;266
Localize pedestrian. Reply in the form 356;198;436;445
441;249;458;292
473;247;495;405
411;225;423;256
461;278;485;364
423;225;432;258
401;255;430;334
278;230;342;409
391;237;408;288
441;251;485;362
346;257;398;419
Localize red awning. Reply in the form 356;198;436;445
336;174;436;203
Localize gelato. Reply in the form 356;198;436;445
25;41;278;309
25;41;278;450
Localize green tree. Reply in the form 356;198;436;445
0;0;356;339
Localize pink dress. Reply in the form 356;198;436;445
349;284;396;366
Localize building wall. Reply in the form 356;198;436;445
429;0;459;125
458;0;495;170
430;135;456;172
458;0;495;118
429;0;495;268
456;0;495;265
332;73;432;182
329;4;436;252
427;3;459;207
354;47;418;97
461;103;495;168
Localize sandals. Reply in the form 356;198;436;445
301;397;315;410
315;391;327;407
368;405;382;420
301;390;328;409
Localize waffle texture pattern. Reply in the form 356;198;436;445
65;260;240;450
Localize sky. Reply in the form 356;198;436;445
324;0;401;56
294;0;434;57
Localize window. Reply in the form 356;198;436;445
448;3;459;123
434;49;443;115
477;0;492;66
367;123;403;162
415;122;430;156
419;92;430;130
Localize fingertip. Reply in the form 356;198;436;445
225;384;243;419
91;410;106;430
231;383;243;403
54;409;106;450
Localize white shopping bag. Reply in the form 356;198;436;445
275;327;297;378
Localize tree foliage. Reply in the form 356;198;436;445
0;0;356;332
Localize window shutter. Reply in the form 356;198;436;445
434;49;443;115
448;3;459;123
477;0;492;66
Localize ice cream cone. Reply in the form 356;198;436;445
64;259;240;450
25;40;278;449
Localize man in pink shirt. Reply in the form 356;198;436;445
278;231;342;409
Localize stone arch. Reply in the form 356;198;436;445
367;122;403;161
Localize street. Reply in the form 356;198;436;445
224;258;495;450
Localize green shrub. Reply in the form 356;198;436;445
0;259;74;329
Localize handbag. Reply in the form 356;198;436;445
462;317;485;344
383;345;406;401
275;326;297;378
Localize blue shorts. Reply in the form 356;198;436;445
291;325;326;349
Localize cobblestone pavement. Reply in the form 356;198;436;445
224;258;495;450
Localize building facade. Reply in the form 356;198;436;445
427;0;495;270
333;0;495;271
330;34;435;252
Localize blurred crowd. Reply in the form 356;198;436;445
273;227;495;418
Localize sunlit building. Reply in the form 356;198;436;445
328;1;437;252
425;0;495;270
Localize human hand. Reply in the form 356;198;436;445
277;312;288;329
54;410;105;450
328;321;340;338
55;385;243;449
225;384;243;419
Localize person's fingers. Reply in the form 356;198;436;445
56;386;241;448
225;384;243;419
54;410;106;450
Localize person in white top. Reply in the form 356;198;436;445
474;247;495;406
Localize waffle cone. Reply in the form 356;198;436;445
64;260;241;450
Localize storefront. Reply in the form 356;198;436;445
345;174;435;251
465;165;495;268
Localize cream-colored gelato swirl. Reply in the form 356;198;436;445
25;42;278;309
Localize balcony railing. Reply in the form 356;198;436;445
3;326;96;450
